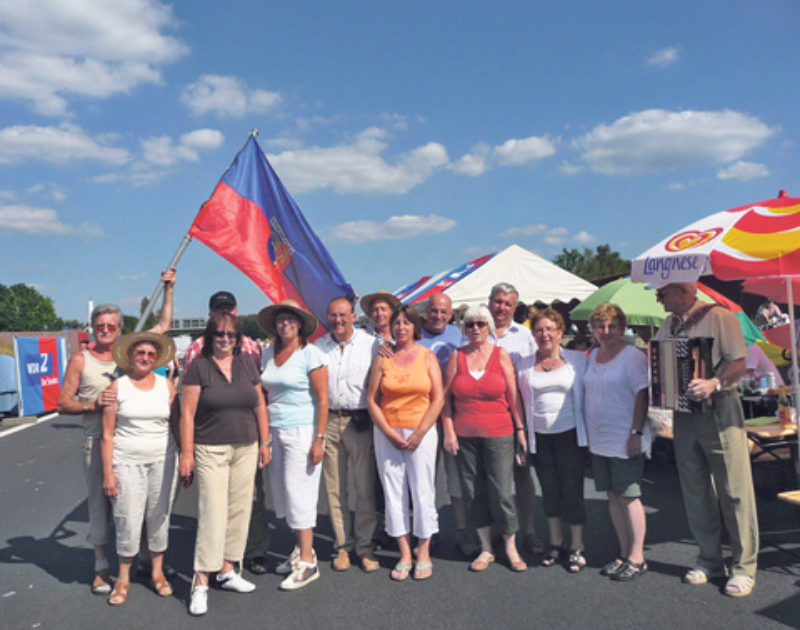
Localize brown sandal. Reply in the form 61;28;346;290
469;551;495;572
152;574;173;597
108;581;129;606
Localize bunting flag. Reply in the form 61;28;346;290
190;134;355;334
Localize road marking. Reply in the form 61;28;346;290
0;412;58;438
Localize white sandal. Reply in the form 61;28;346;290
724;574;754;598
682;567;722;585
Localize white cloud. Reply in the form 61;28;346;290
327;214;456;242
0;124;130;165
118;273;145;282
0;1;187;116
0;189;16;200
140;128;224;167
451;135;556;177
559;161;583;175
492;136;557;165
28;181;68;202
573;230;596;243
450;150;489;176
647;46;680;67
268;127;449;195
497;223;548;238
573;109;775;175
181;75;281;118
463;245;490;255
0;203;104;235
544;235;565;245
716;161;770;181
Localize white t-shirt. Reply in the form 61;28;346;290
584;345;650;459
528;366;577;434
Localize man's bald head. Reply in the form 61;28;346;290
424;292;453;335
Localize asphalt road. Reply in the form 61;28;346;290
1;415;800;630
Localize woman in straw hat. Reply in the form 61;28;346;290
180;312;270;616
258;299;329;591
100;332;178;605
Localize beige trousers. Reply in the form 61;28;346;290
323;411;377;555
193;442;258;572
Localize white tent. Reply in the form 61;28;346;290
395;244;597;309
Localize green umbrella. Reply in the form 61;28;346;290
569;276;765;345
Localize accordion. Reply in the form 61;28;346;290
649;337;714;413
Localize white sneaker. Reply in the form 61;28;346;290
280;561;320;591
275;546;307;575
189;585;208;616
216;570;256;593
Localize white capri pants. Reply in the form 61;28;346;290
269;426;322;530
374;425;439;539
111;454;178;557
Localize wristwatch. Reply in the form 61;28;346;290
83;402;91;412
713;377;722;392
630;429;643;436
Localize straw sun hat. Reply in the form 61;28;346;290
111;331;176;372
257;300;318;338
359;290;401;315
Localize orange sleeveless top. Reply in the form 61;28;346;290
379;346;432;429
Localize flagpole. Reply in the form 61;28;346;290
134;234;193;332
134;129;262;332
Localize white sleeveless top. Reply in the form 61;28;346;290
113;374;174;465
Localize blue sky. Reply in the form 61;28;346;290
1;0;798;322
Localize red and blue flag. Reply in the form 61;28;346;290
190;135;355;333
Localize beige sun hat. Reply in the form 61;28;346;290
257;299;319;338
111;331;176;372
359;290;401;316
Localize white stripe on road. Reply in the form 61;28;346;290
0;412;58;438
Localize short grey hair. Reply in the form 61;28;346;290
489;282;519;304
91;303;122;328
461;304;495;335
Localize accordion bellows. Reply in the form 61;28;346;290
650;337;714;413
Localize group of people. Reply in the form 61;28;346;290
57;271;760;616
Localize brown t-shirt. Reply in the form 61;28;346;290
183;354;260;445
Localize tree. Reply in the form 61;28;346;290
0;283;63;331
552;244;630;281
240;314;264;340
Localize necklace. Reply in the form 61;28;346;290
539;352;561;372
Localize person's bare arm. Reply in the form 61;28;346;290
254;384;271;468
57;353;88;414
149;268;176;334
179;384;200;482
499;349;527;459
441;351;459;456
308;366;329;465
100;381;119;498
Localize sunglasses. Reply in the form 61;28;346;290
95;323;118;332
214;331;239;339
465;321;488;329
134;350;158;359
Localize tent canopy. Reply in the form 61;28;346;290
394;244;597;309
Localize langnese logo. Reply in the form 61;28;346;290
665;228;723;252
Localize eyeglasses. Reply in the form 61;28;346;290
214;331;238;339
533;326;559;335
134;350;158;359
95;323;118;332
464;321;488;329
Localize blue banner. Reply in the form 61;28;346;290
14;336;67;416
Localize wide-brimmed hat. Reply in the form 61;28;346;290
257;300;318;338
111;332;176;372
359;291;401;316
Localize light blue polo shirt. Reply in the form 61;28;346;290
261;344;327;429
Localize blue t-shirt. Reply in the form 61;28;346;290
419;324;464;376
261;344;327;429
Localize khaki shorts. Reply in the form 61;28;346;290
592;454;644;498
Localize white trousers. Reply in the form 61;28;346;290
269;426;322;530
374;426;439;539
111;455;178;557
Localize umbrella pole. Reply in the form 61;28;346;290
786;279;800;486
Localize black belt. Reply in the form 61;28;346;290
330;408;368;415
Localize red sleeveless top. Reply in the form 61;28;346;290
451;345;513;438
